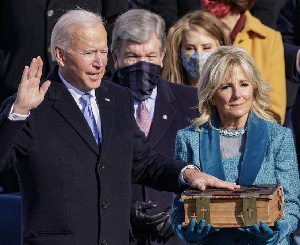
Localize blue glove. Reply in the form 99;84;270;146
178;218;214;243
241;220;281;244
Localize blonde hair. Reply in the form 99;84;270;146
162;10;230;85
193;46;276;129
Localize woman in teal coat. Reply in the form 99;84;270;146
171;46;300;244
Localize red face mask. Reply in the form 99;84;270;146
201;0;231;19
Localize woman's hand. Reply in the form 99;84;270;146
178;218;215;243
241;220;281;244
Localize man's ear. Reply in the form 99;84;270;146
55;46;66;66
111;50;119;69
160;49;166;67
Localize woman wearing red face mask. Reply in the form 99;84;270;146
201;0;286;125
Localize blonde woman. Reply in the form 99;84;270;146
162;10;230;87
171;46;300;245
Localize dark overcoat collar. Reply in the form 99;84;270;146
147;78;177;147
46;66;115;158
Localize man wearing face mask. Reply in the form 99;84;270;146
110;9;198;245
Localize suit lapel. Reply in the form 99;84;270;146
148;80;176;147
199;121;226;180
48;77;99;155
238;113;268;185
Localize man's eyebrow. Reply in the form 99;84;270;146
124;51;158;56
147;52;158;55
124;51;137;56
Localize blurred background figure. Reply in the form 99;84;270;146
129;0;201;31
162;10;230;87
250;0;285;29
277;0;300;169
199;0;286;125
0;0;128;193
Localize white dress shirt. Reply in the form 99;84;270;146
133;86;157;120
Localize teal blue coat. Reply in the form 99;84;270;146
172;114;300;245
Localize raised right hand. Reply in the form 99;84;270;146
13;56;51;115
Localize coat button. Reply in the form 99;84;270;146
101;201;108;209
101;240;108;245
98;163;105;171
47;9;54;17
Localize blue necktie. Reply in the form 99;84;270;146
80;93;101;145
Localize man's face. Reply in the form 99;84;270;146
56;23;108;92
112;33;165;69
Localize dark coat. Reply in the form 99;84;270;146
110;73;198;244
250;0;286;29
277;0;300;83
0;66;188;245
129;0;201;31
277;0;300;164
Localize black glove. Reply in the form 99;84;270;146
155;207;174;243
130;201;170;231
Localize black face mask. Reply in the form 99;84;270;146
117;61;162;101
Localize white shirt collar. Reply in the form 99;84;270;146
58;70;96;101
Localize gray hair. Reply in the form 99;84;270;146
111;9;166;54
50;9;104;61
193;46;276;129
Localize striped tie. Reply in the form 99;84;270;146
80;93;101;145
136;101;152;137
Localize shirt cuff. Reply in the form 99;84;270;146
297;50;300;73
8;103;30;121
296;50;300;82
179;164;200;185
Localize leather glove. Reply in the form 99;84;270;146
178;218;215;243
240;220;281;244
155;207;174;243
130;201;169;230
